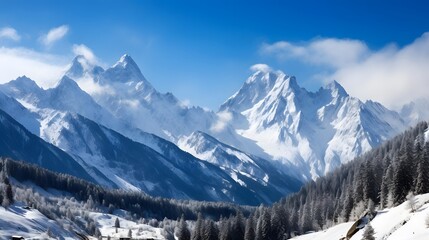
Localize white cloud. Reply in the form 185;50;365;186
211;111;233;133
72;44;97;64
75;75;115;96
0;47;68;87
40;25;69;47
250;63;272;72
262;38;369;68
0;27;20;41
262;33;429;109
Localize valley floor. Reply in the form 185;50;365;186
292;193;429;240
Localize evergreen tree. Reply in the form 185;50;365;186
244;217;255;240
202;220;218;240
260;209;272;239
362;222;375;240
176;215;191;240
231;211;245;240
218;217;232;240
380;162;394;208
271;204;288;239
341;188;354;222
114;217;120;228
362;161;377;203
191;213;203;240
1;174;13;208
415;143;429;194
393;142;414;205
128;229;132;238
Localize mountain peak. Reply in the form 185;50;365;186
100;54;151;89
323;80;348;98
66;55;103;79
9;76;41;91
220;67;299;112
113;54;137;68
55;75;80;89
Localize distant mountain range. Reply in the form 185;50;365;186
0;54;423;205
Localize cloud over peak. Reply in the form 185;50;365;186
262;33;429;109
262;38;369;68
72;44;97;64
250;63;272;73
40;25;69;47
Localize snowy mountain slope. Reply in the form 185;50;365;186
292;193;429;240
220;69;406;179
0;75;298;204
0;87;40;135
0;177;165;240
0;202;77;240
67;54;218;142
178;131;302;203
0;75;116;129
0;108;96;183
40;112;271;204
64;54;264;156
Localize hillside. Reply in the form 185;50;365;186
0;158;251;239
292;193;429;240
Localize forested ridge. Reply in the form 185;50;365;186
267;121;429;238
180;121;429;239
0;158;252;221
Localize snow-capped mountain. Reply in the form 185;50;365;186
220;69;406;179
0;53;416;204
0;73;300;204
400;98;429;126
67;54;218;142
63;54;409;180
41;112;268;204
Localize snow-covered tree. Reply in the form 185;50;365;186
244;216;255;240
393;141;414;204
176;215;190;240
191;213;203;240
115;217;120;228
362;222;375;240
202;220;218;240
406;192;417;212
415;144;429;194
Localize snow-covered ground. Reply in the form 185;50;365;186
292;193;429;240
89;212;165;239
89;212;164;239
0;202;165;240
0;202;76;240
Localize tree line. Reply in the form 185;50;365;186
0;157;252;222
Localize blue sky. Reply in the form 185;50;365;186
0;0;428;109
